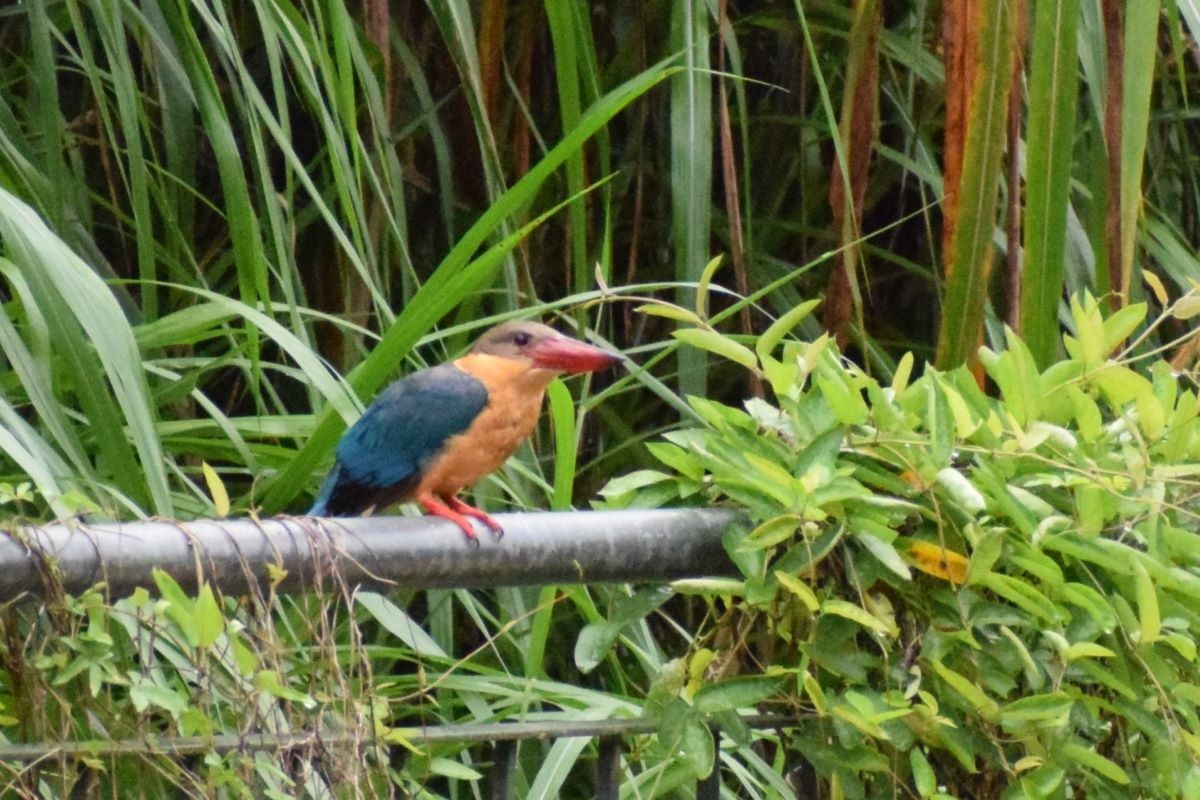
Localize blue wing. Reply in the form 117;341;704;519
309;363;488;516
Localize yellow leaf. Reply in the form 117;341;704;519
907;542;969;584
202;461;230;518
1143;271;1169;306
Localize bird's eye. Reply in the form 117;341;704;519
513;332;531;346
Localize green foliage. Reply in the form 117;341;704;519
4;1;1200;797
611;294;1200;797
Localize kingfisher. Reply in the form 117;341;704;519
308;321;621;540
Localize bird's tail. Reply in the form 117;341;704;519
307;464;340;516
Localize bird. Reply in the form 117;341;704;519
308;321;622;541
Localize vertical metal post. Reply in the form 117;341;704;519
490;740;517;800
595;737;622;800
696;727;721;800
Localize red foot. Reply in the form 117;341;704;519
445;496;504;539
418;494;504;543
418;494;478;543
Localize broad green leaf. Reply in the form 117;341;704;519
1058;583;1116;630
193;584;224;649
930;660;999;720
129;681;187;716
999;693;1073;730
822;599;892;636
756;299;820;362
1101;302;1147;355
979;573;1062;622
1058;742;1130;785
740;515;802;551
775;570;820;611
673;328;758;370
816;370;869;425
910;748;936;797
598;469;674;497
966;529;1004;584
574;586;674;673
1133;559;1161;645
693;676;783;714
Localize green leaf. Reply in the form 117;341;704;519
910;747;936;797
672;328;758;370
979;573;1062;623
892;351;915;395
1102;302;1147;355
695;254;724;318
1057;742;1130;785
966;529;1004;584
356;592;447;658
756;299;820;362
1020;0;1080;366
193;584;224;650
635;303;705;326
1057;582;1117;630
575;586;674;673
598;469;674;498
253;670;316;708
930;660;999;720
428;757;483;781
129;681;187;716
775;570;820;611
999;693;1073;730
1173;293;1200;320
816;367;869;426
1133;559;1161;645
822;599;893;636
693;676;783;714
740;515;802;552
1065;642;1116;661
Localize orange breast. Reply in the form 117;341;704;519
415;354;555;498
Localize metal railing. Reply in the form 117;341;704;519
0;509;803;797
1;508;741;599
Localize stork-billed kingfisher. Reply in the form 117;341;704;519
308;321;621;540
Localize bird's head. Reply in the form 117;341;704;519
470;321;622;374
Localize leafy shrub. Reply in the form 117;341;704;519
604;293;1200;798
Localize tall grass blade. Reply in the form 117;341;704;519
1118;2;1161;300
935;0;1018;369
0;188;172;515
1021;0;1080;367
671;0;712;398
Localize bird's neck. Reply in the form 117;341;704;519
454;353;559;395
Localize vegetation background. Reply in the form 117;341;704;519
0;0;1200;797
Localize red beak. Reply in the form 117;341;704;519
527;336;623;373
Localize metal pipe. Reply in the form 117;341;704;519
0;509;741;599
0;714;803;763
